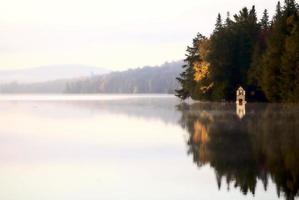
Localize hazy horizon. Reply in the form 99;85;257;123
0;60;181;72
0;0;276;71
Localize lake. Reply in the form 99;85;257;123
0;95;298;200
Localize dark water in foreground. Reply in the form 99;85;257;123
0;95;298;200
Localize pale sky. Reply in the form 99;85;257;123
0;0;276;70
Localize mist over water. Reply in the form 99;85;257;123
0;95;298;200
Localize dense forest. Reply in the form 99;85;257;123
176;0;299;102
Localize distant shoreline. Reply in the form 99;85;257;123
0;94;175;101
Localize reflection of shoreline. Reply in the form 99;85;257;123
0;96;181;124
178;103;299;200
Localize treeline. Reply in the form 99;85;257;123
0;80;67;93
0;61;183;94
65;61;183;94
176;0;299;102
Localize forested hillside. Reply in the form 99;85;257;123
0;61;183;94
65;61;183;93
176;0;299;102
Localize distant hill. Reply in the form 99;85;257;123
65;61;184;94
0;65;109;84
0;61;184;94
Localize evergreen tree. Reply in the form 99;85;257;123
215;13;223;31
261;9;270;30
225;12;233;26
283;0;297;16
207;12;236;100
275;1;282;21
176;33;206;100
247;9;270;101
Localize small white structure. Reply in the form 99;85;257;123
236;86;246;119
236;86;246;106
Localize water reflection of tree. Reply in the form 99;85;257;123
177;103;299;200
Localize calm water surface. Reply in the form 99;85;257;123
0;95;298;200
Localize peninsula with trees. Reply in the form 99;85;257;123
176;0;299;103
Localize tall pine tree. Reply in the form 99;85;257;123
175;33;206;100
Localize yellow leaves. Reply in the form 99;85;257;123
193;60;213;94
193;39;211;82
194;61;210;82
